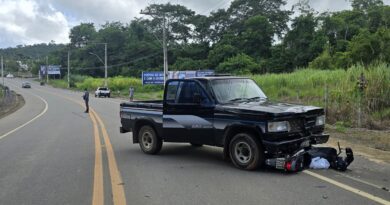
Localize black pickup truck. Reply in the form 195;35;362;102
120;76;329;171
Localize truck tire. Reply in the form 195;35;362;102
229;133;264;170
138;125;162;155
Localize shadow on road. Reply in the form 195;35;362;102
124;143;295;176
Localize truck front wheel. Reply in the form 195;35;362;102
229;133;264;170
138;125;162;155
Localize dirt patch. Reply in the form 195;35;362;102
0;92;25;119
325;127;390;164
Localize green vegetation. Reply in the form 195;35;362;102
48;76;164;100
4;0;390;78
0;85;4;99
251;64;390;127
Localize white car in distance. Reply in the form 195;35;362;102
95;87;111;98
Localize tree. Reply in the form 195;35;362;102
142;3;196;44
283;13;326;68
69;23;97;47
227;0;291;37
350;0;383;11
348;29;381;65
217;53;259;74
240;15;273;59
208;44;239;68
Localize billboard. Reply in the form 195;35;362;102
142;70;215;85
142;71;164;85
40;65;61;75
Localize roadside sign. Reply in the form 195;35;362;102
142;71;164;85
142;70;215;85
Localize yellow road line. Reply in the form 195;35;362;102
303;170;390;205
0;86;49;141
90;112;104;205
92;110;127;205
35;87;126;205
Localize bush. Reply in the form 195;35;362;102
217;53;259;74
309;51;334;70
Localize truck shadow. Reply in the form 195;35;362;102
131;143;295;175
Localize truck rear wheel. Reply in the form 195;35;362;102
138;125;162;154
229;133;264;170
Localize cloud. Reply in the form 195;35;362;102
0;0;70;48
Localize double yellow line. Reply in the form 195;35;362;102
90;109;127;205
35;87;126;205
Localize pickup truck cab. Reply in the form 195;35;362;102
95;87;110;98
120;76;329;171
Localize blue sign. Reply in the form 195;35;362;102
142;70;215;85
196;70;214;77
142;71;164;85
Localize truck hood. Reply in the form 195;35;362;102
218;100;323;117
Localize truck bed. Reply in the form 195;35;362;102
120;100;163;138
120;100;163;110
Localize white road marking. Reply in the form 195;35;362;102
0;83;49;141
337;173;389;192
304;170;390;205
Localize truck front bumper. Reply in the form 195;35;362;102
120;127;131;133
262;133;329;156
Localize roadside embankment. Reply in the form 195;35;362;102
0;86;25;119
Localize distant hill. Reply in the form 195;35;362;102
0;43;65;61
0;43;66;74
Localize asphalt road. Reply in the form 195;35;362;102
0;78;389;205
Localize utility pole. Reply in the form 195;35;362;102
141;8;169;85
104;43;107;87
162;15;168;84
1;56;4;86
67;50;70;88
46;56;49;83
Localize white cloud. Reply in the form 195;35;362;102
0;0;70;48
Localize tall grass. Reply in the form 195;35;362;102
249;64;390;127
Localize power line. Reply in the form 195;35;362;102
72;52;161;71
198;0;231;16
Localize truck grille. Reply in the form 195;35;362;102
289;119;303;132
289;117;317;132
305;117;316;129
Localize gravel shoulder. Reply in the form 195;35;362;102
326;127;390;164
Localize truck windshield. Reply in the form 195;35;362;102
210;78;267;103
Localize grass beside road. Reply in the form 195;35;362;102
250;64;390;129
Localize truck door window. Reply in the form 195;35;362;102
177;81;210;104
166;81;180;103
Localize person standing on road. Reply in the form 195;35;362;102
129;87;134;102
82;89;89;113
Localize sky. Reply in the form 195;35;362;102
0;0;389;48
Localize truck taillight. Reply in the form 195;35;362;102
285;161;292;171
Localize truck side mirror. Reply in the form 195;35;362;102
193;93;201;104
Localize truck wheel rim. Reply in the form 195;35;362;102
142;132;153;150
234;142;252;164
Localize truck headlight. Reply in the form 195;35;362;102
315;115;325;126
268;121;290;132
